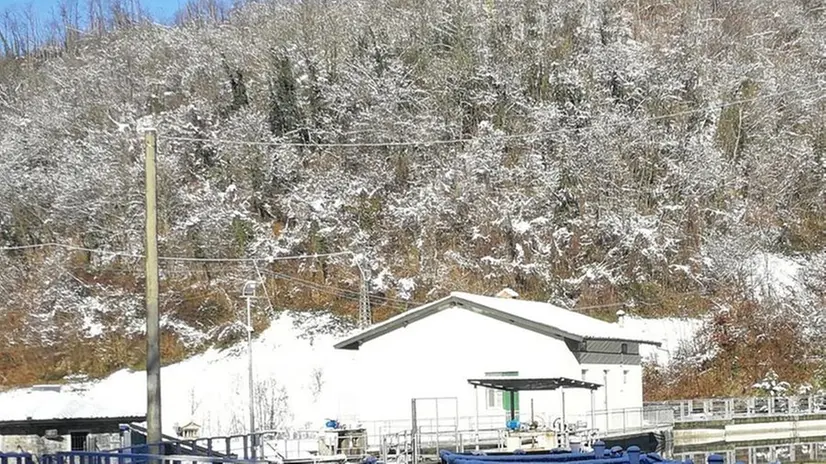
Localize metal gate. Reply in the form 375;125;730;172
411;397;459;464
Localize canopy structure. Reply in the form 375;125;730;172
468;377;602;427
467;377;601;392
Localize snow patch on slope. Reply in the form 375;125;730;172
0;311;357;438
746;252;805;302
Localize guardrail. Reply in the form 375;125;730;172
0;453;34;464
108;429;322;461
40;451;265;464
646;394;826;422
119;408;674;463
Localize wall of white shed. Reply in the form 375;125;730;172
576;363;644;432
332;306;591;434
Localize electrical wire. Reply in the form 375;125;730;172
2;243;717;314
0;240;708;312
0;242;353;262
262;270;417;307
159;84;825;148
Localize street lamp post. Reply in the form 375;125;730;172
242;280;259;460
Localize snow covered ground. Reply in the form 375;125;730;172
0;311;359;437
746;252;805;302
0;309;702;439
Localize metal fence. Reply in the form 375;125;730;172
560;406;675;438
647;394;826;422
672;441;826;464
0;453;34;464
79;395;826;464
40;451;266;464
108;429;326;461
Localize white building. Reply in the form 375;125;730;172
332;290;660;437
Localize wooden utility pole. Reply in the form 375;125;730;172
144;127;162;454
357;257;371;328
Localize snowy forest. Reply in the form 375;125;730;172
0;0;824;400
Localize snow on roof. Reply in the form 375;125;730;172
334;291;660;349
0;384;145;422
453;292;658;344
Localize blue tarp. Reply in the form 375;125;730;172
439;447;688;464
441;451;615;463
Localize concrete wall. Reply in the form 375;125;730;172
0;433;121;455
674;418;826;446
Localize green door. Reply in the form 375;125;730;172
503;390;520;415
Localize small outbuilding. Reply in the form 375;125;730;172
0;384;144;455
332;291;660;436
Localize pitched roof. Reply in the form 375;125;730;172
334;291;661;350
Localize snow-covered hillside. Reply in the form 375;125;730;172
1;0;825;399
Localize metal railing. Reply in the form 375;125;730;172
147;408;675;463
672;440;826;464
40;451;265;464
646;394;826;422
93;396;826;464
108;429;325;461
561;406;675;438
0;453;34;464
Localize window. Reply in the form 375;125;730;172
623;369;629;385
486;388;503;409
621;343;628;354
602;370;609;410
484;371;518;412
70;432;88;452
581;369;588;381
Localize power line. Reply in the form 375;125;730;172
159;251;351;263
263;270;417;307
568;301;628;312
0;242;353;262
159;84;824;148
2;240;709;311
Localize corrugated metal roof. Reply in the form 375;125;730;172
467;377;602;391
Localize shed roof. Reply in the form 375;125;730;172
467;377;601;392
334;291;661;350
0;417;145;436
0;384;145;422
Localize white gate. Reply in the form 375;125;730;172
411;397;459;463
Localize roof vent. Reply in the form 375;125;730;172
616;309;626;327
496;288;519;299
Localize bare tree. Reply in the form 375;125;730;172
254;378;291;431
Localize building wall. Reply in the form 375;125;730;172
0;433;121;455
336;307;593;427
578;364;644;431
